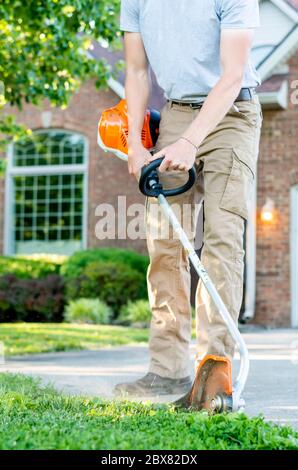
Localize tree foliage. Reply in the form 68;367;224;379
0;0;121;149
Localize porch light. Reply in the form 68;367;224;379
260;198;275;223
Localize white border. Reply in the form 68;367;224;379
4;144;14;255
107;77;125;100
258;26;298;81
258;80;289;109
290;184;298;327
271;0;298;22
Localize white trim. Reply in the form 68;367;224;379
107;77;125;99
82;138;89;250
258;26;298;81
4;144;15;255
271;0;298;22
258;79;289;109
9;164;87;177
271;63;290;75
242;176;258;321
290;185;298;327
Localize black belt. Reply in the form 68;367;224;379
168;87;256;109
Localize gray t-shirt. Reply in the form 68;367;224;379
120;0;261;101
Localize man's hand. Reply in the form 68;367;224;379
128;142;152;178
149;138;197;173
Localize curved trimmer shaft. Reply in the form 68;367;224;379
139;157;249;412
157;193;249;411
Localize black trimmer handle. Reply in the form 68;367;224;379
139;157;196;198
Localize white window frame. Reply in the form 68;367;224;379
291;184;298;327
4;129;89;256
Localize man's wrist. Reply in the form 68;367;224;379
179;136;200;152
128;137;144;148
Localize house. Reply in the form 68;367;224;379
0;0;297;327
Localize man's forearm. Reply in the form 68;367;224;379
126;69;151;146
182;73;243;149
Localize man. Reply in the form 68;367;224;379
114;0;262;398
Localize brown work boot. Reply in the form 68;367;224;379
174;355;233;412
114;372;192;397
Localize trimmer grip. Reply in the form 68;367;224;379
139;157;196;198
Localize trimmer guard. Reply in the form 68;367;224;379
174;355;233;413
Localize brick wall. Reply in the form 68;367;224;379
255;53;298;326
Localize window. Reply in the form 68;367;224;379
4;130;88;255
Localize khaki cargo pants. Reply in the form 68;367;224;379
146;96;262;379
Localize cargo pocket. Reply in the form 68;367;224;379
229;100;260;128
219;148;255;221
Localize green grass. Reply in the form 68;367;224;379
0;373;297;450
0;323;149;356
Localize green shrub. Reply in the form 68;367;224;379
64;298;112;325
60;248;149;279
65;261;146;316
119;300;151;326
0;274;65;323
0;255;62;279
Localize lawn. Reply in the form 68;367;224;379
0;373;297;450
0;323;149;357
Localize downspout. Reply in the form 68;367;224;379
242;175;258;322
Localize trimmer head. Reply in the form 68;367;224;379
98;99;160;160
174;355;234;413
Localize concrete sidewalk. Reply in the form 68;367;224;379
1;328;298;428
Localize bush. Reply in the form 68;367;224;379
65;261;146;316
0;274;65;323
0;255;62;279
119;300;151;327
64;298;112;325
60;248;149;279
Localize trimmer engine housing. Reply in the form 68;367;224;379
98;99;160;160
